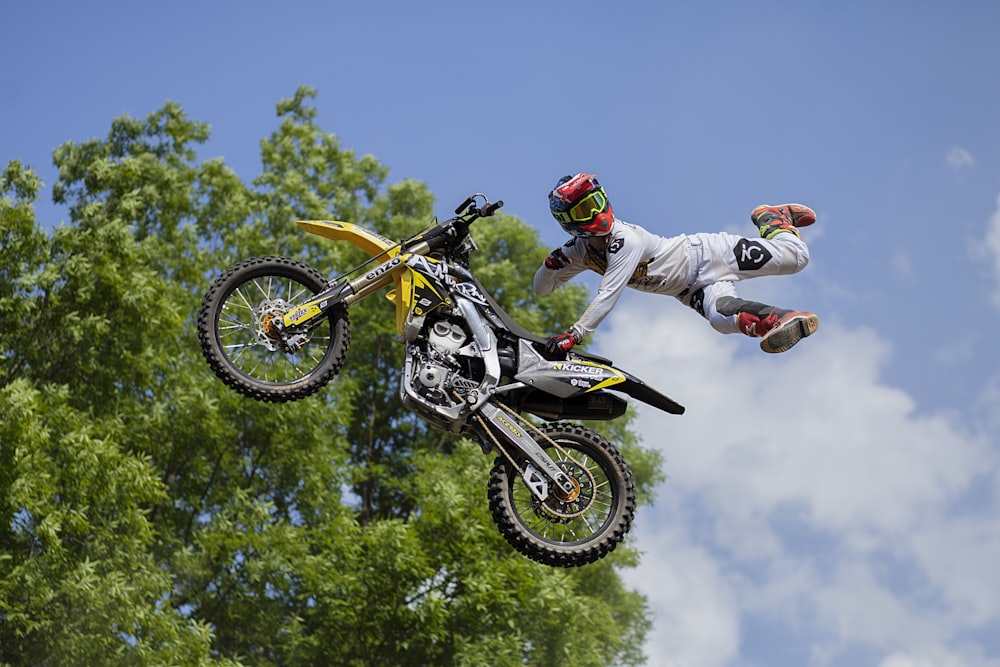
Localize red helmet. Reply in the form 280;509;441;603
548;173;614;237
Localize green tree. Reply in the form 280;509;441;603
0;87;661;666
0;164;226;666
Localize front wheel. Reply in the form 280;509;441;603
487;422;636;567
197;256;351;403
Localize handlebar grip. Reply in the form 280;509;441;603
455;196;476;215
481;200;504;217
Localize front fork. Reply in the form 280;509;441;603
271;258;403;347
258;280;351;353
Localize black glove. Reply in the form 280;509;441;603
544;247;572;270
545;331;578;354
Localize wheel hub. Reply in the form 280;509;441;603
553;475;581;502
253;300;289;351
538;460;595;520
262;312;282;338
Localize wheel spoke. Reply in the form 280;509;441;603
212;268;338;384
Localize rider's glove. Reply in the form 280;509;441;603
545;331;578;354
544;247;572;270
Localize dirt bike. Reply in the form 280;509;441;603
197;194;684;567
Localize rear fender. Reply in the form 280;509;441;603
515;340;685;415
614;372;685;415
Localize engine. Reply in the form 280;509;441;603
414;320;467;401
402;319;484;427
401;288;519;432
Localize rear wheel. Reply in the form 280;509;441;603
487;421;636;567
197;256;350;402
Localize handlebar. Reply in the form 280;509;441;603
454;193;504;218
482;199;504;217
454;195;477;215
406;194;504;257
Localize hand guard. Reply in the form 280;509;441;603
545;331;578;354
544;247;572;270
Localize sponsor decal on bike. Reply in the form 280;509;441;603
550;361;626;392
412;274;447;316
358;226;394;247
327;222;393;247
553;362;608;376
284;303;321;326
407;255;449;283
366;256;402;281
496;413;523;438
453;281;487;304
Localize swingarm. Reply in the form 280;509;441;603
477;402;577;500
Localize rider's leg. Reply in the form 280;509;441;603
690;227;809;284
690;282;818;354
738;203;819;352
684;205;819;352
715;294;819;354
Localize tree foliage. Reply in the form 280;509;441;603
0;87;660;666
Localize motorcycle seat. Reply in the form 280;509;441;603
473;277;614;366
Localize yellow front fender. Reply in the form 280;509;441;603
296;220;412;334
297;220;398;258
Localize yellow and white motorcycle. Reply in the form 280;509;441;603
197;194;684;567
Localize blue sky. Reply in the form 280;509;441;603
4;2;1000;665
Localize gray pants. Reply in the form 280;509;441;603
678;231;811;334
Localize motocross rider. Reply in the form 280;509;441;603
535;173;819;355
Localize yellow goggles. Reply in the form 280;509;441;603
553;190;608;224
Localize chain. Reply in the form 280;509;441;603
473;410;524;476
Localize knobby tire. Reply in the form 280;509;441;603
487;422;636;567
197;256;350;403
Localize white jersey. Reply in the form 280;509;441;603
534;217;811;338
533;219;691;339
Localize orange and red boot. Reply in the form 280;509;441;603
750;203;816;240
738;309;820;353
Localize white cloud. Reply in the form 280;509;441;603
624;519;741;667
909;513;1000;626
946;146;975;172
891;252;913;279
984;193;1000;309
812;561;941;648
598;299;999;666
879;648;999;667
